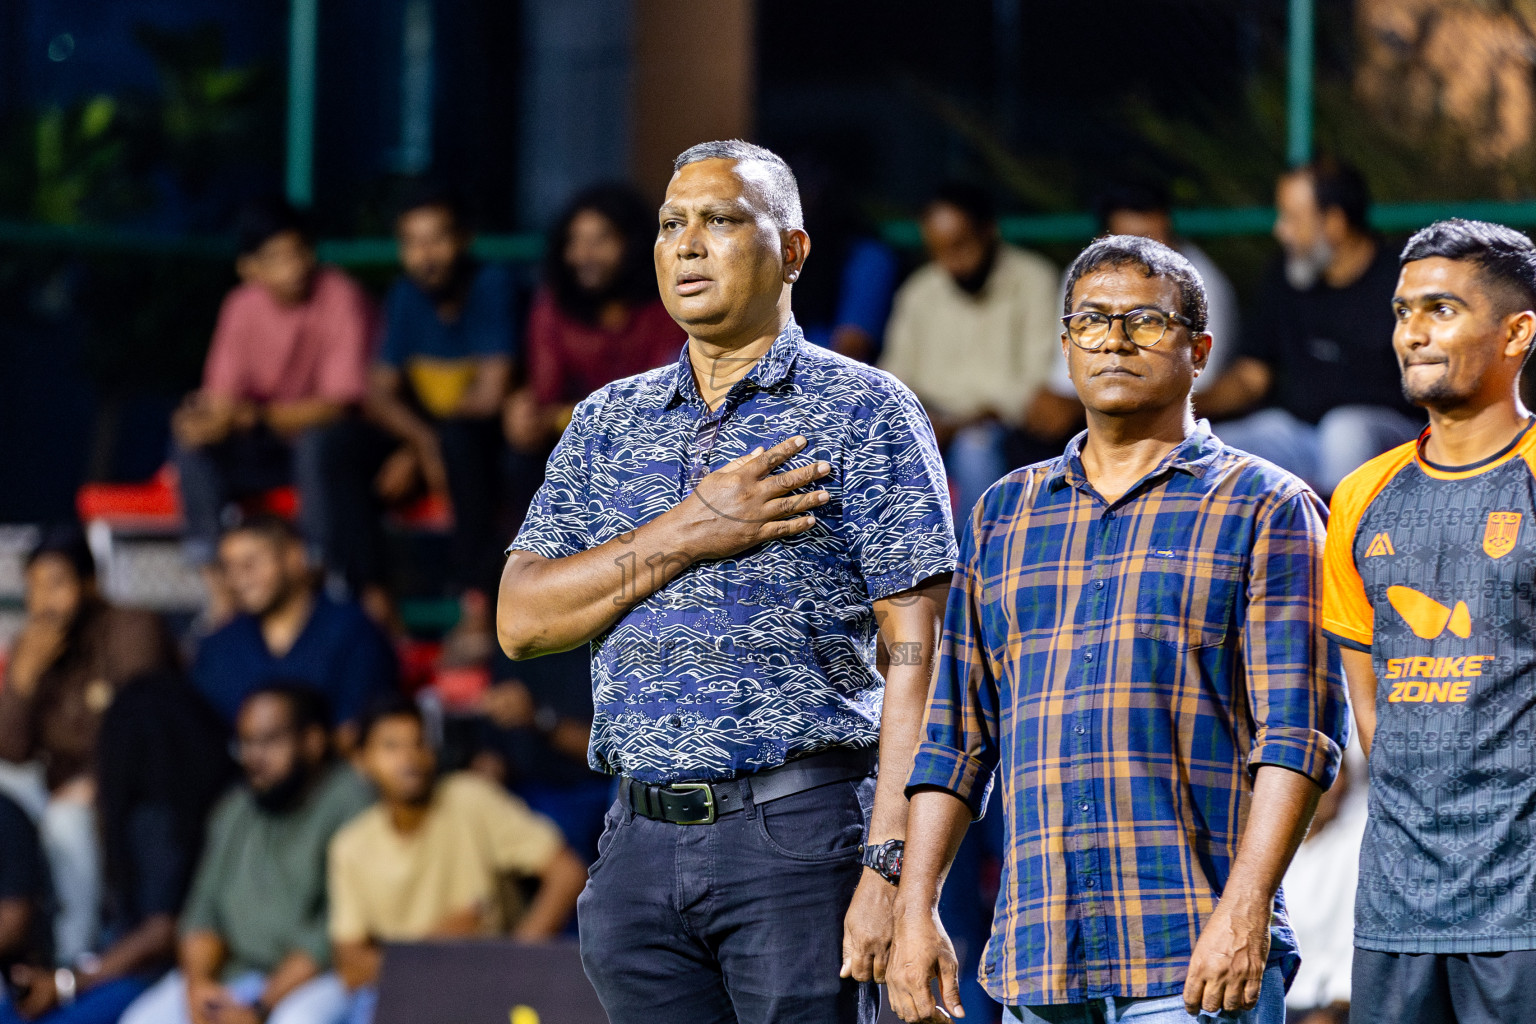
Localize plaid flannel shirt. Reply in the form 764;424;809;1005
907;426;1348;1006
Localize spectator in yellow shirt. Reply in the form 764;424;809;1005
328;697;586;1020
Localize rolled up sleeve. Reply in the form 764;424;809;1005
1242;486;1349;789
906;508;1000;818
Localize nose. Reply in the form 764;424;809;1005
1101;316;1138;353
675;221;705;260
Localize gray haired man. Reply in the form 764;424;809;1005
497;140;956;1023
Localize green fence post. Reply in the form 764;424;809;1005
1287;0;1314;166
286;0;320;207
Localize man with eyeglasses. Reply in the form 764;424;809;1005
886;235;1348;1024
120;684;371;1024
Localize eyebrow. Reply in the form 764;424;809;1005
1393;290;1471;309
658;199;752;220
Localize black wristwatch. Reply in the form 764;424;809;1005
862;839;904;886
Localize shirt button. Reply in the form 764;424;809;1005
1079;802;1090;813
1094;580;1105;590
1103;511;1115;521
1083;877;1095;889
1074;725;1086;735
668;715;683;728
1083;651;1093;662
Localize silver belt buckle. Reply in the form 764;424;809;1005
667;782;717;825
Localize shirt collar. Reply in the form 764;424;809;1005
1045;420;1225;493
656;317;805;408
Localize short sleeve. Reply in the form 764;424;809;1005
461;265;517;359
1323;479;1380;653
312;270;375;404
376;281;412;368
461;776;565;875
506;394;600;560
201;290;251;398
327;825;370;944
841;385;958;600
179;794;240;936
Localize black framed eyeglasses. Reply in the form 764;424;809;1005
1060;307;1193;350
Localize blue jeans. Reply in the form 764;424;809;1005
1213;407;1422;496
577;778;879;1024
119;970;352;1024
0;976;152;1024
1007;964;1287;1024
174;424;340;569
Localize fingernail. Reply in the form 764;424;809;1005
793;435;806;446
817;461;830;473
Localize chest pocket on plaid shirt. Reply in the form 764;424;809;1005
1133;549;1243;650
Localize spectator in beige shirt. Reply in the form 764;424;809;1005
879;182;1062;515
328;697;586;1020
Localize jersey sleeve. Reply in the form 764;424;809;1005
1322;450;1412;651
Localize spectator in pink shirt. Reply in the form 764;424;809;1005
172;199;375;620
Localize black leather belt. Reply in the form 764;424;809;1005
619;746;877;825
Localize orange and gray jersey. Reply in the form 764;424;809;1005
1323;419;1536;954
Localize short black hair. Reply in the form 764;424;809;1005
1063;235;1209;333
26;523;95;581
234;196;312;257
1400;218;1536;314
395;178;469;231
221;513;301;549
543;182;659;323
359;693;424;747
1299;158;1371;233
926;181;996;229
1093;180;1171;234
242;681;333;734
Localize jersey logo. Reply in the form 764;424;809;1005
1363;532;1395;557
1484;511;1522;559
1387;585;1472;640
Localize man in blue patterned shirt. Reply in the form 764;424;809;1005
497;140;956;1024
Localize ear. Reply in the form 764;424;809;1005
783;228;811;283
1322;207;1350;245
1190;331;1213;376
302;724;330;763
1504;309;1536;361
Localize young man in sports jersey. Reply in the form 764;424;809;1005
1323;218;1536;1023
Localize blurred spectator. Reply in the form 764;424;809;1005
1282;749;1366;1024
4;673;234;1024
118;685;371;1024
350;183;514;654
502;185;683;456
0;791;51;1022
1198;160;1422;494
879;182;1062;515
192;518;397;753
329;697;585;1022
1037;180;1242;438
473;649;608;863
171;198;376;621
0;526;175;966
789;156;900;362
